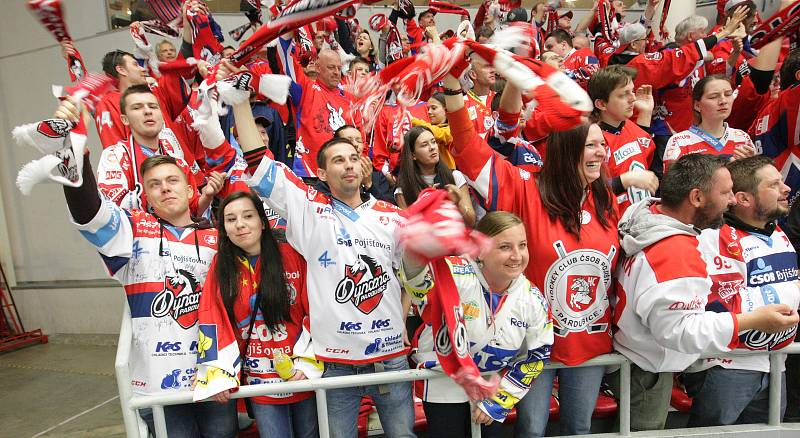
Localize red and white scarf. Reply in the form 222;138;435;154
397;188;498;401
751;0;800;50
14;73;114;194
26;0;86;82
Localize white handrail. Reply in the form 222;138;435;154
113;302;800;438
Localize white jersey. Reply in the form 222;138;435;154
402;257;553;422
691;223;800;373
248;156;406;364
73;200;217;394
614;201;738;373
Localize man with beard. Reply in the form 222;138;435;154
611;153;799;431
687;156;800;427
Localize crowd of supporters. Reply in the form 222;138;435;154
17;0;800;436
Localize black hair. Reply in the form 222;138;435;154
215;190;290;331
397;126;455;206
661;154;729;208
102;50;134;79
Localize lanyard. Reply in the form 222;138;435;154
689;124;727;152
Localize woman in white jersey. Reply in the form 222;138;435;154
401;211;554;437
663;74;756;172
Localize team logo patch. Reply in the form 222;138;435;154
37;119;71;138
197;324;218;362
335;255;390;314
566;275;599;312
545;242;615;337
462;300;480;321
151;269;202;329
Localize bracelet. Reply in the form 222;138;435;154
443;87;463;96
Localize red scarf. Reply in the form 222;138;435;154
751;0;800;50
26;0;86;82
397;189;498;401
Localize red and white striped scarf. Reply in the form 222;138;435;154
26;0;86;82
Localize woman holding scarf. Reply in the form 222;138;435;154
194;190;321;438
401;210;553;438
441;68;620;436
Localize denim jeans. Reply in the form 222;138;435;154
322;355;416;438
251;396;319;438
514;365;605;437
139;399;237;438
684;366;786;427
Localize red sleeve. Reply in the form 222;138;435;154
629;39;709;91
405;19;425;46
728;75;769;131
153;72;191;122
523;107;553;142
371;108;392;174
94;95;128;149
448;106;528;212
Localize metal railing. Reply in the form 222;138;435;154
114;303;799;438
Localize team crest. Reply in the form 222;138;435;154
151;269;202;329
335;255;390;314
545;242;615;337
566;275;599;312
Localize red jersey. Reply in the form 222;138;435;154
464;90;496;139
664;124;755;173
599;121;655;211
278;36;353;178
751;83;800;202
449;106;620;365
370;102;429;175
728;73;772;131
94;72;192;149
563;47;600;89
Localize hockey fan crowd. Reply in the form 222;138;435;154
16;0;800;436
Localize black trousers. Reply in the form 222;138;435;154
422;401;505;438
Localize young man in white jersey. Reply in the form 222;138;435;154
691;156;800;426
53;94;237;438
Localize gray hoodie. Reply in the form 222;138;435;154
618;198;698;256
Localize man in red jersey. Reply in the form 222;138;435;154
278;32;354;179
545;29;599;89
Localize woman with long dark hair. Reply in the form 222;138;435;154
442;71;620;436
411;93;457;169
196;190;320;438
395;125;476;226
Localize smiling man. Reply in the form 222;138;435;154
53;95;239;436
612;153;799;431
690;156;800;427
234;91;415;436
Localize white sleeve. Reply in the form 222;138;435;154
247;155;318;254
635;277;737;354
71;199;134;277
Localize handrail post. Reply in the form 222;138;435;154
152;405;168;437
619;359;631;436
316;388;330;438
114;303;141;438
768;352;782;426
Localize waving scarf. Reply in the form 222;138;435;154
751;0;800;50
14;73;114;195
397;188;498;401
27;0;86;82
